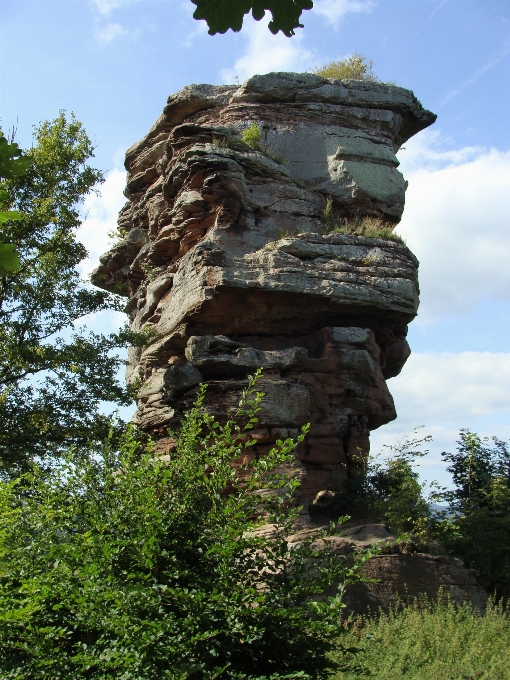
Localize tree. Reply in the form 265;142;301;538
327;429;432;540
0;113;133;476
433;431;510;599
191;0;313;36
0;377;368;679
0;131;29;276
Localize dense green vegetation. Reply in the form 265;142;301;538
0;376;370;679
0;114;136;476
332;598;510;679
433;431;510;601
0;131;29;276
331;428;510;601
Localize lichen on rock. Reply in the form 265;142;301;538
92;72;436;507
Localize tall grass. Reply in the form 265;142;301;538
332;598;510;679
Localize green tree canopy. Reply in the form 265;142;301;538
433;431;510;599
191;0;313;36
0;113;134;476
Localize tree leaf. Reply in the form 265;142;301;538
0;135;30;179
0;209;24;225
191;0;313;36
0;243;20;276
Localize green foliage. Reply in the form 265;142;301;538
0;113;134;476
0;374;368;679
241;122;262;149
0;131;29;276
191;0;313;37
311;55;379;82
0;132;29;180
432;431;510;600
322;198;403;243
0;244;20;277
332;598;510;679
330;430;432;539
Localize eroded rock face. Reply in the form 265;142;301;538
92;72;436;505
288;524;488;614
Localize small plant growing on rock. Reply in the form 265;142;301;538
241;121;262;149
322;197;404;243
239;123;288;165
311;54;379;82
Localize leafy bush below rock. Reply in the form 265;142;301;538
0;373;367;680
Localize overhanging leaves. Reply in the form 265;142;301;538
191;0;313;37
0;243;20;276
0;135;29;180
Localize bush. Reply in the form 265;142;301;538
331;597;510;679
311;55;379;82
330;430;431;539
0;373;367;679
240;122;262;150
432;430;510;600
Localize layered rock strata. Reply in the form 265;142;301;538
92;72;436;505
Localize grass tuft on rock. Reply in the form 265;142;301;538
311;55;379;82
322;198;404;244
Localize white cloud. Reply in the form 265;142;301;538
313;0;374;28
390;351;510;424
221;17;315;83
396;132;510;323
77;168;126;280
89;0;139;42
397;129;483;173
94;21;128;43
371;351;510;486
90;0;135;16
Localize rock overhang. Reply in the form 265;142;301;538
92;71;435;505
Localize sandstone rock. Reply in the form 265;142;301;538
91;72;436;503
255;519;487;614
341;552;487;615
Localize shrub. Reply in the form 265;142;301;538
432;430;510;600
332;597;510;679
0;373;368;679
322;198;403;244
240;122;262;150
311;55;379;82
330;429;432;539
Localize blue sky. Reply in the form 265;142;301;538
1;0;510;487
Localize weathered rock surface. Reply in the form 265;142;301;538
92;72;436;504
316;524;487;614
257;521;487;614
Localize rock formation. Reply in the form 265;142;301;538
92;72;436;507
